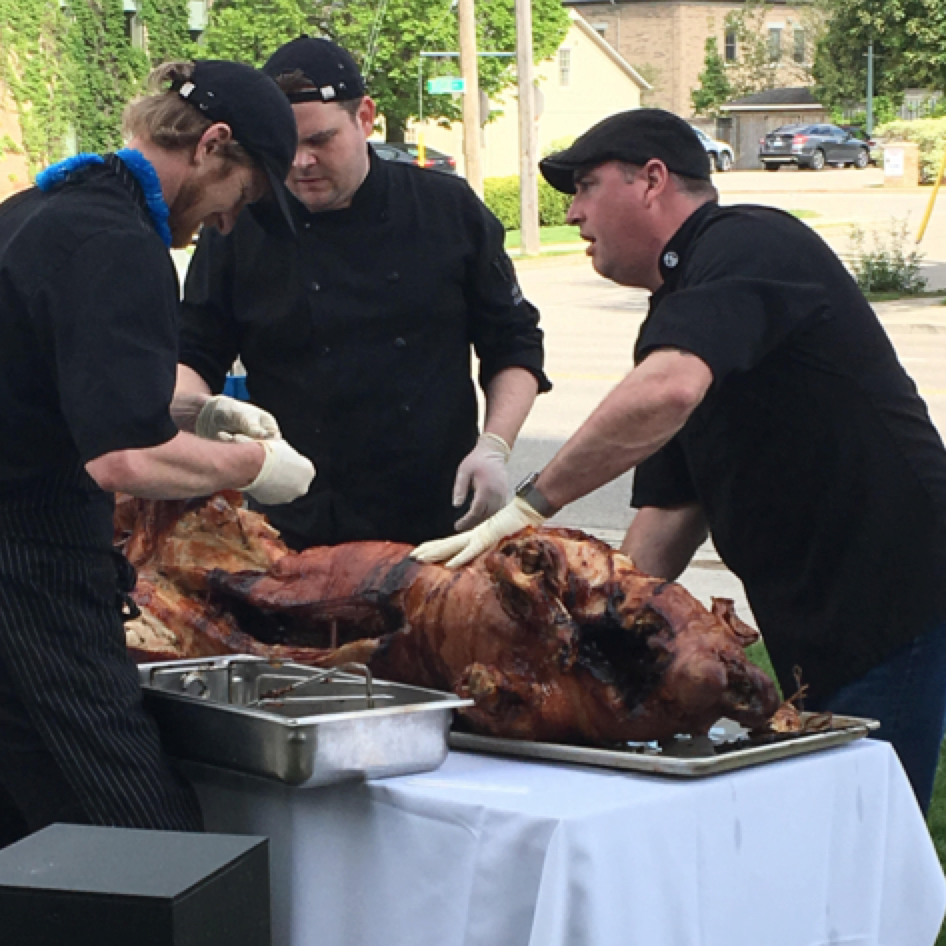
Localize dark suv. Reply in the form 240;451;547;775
758;123;871;171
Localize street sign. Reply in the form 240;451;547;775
427;77;465;94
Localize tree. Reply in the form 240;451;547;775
691;37;731;115
313;0;571;142
200;0;312;65
812;0;946;111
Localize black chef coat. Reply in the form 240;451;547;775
0;157;202;837
0;163;179;490
631;201;946;703
180;150;549;547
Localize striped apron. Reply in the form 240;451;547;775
0;464;202;841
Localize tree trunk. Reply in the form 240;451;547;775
386;116;407;143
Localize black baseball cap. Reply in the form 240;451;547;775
540;108;711;194
172;60;297;232
263;36;366;104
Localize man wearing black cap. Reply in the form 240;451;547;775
414;108;946;814
0;60;315;845
176;36;549;550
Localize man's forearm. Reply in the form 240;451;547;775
621;504;708;580
171;365;214;433
536;350;712;511
482;366;539;447
85;432;263;499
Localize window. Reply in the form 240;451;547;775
559;48;571;87
724;29;737;62
591;23;608;38
793;28;805;64
767;27;782;63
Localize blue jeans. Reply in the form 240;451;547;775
820;619;946;815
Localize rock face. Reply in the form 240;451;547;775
120;494;780;746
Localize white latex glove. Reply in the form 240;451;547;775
411;497;546;568
196;395;281;442
453;432;511;531
237;436;315;505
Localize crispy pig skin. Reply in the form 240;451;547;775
121;494;780;745
208;525;780;744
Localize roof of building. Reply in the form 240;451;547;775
568;10;651;90
720;87;824;111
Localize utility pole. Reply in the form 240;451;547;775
515;0;540;257
866;41;874;137
457;0;483;196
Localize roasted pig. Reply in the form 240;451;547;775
122;495;779;745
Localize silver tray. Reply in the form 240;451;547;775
449;714;880;778
139;656;472;788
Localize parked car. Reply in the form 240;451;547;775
689;125;734;171
371;142;457;174
758;123;871;171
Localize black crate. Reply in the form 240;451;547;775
0;823;270;946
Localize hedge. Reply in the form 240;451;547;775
873;117;946;184
483;175;572;230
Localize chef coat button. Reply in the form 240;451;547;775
309;280;321;291
387;271;400;283
303;221;311;230
394;337;406;349
320;345;330;356
400;403;411;414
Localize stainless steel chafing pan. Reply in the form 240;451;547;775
139;655;472;788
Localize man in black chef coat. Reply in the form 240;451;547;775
0;60;315;846
176;37;550;550
414;109;946;814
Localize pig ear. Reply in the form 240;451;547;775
711;598;760;648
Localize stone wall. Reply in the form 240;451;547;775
572;1;809;116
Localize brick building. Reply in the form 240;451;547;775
564;0;810;118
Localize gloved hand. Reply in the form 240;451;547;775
238;436;315;505
196;395;281;442
411;497;546;568
453;432;511;531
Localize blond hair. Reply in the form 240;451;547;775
122;61;251;164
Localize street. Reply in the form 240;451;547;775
510;167;946;618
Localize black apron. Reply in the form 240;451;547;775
0;464;202;841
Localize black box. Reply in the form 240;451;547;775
0;823;270;946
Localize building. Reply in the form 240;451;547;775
411;9;650;179
565;0;811;118
720;85;827;167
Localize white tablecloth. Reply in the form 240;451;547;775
189;739;945;946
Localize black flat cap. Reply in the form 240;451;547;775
540;108;711;194
173;60;297;232
263;36;366;104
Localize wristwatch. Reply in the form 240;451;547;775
515;472;559;517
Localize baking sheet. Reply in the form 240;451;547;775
448;714;880;778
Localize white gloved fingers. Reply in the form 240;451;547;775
454;481;505;531
411;533;473;564
238;437;315;505
452;465;473;508
413;497;546;568
196;395;282;441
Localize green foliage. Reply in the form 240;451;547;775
0;0;77;172
200;0;311;66
483;174;570;230
64;0;149;154
139;0;194;66
313;0;570;141
874;117;946;183
542;135;574;158
813;0;946;111
692;37;732;116
846;218;927;294
831;97;897;131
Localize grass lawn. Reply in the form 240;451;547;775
504;225;581;249
748;643;946;943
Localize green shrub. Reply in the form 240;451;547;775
483;175;572;230
873;117;946;184
846;218;927;294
